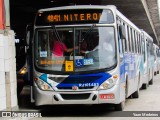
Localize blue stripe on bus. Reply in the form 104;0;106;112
39;74;47;82
120;60;125;83
39;74;53;87
56;72;112;88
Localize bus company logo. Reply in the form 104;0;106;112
72;86;78;91
2;112;11;117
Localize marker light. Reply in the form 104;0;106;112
34;77;38;81
113;75;118;79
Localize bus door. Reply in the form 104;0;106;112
143;37;149;86
118;24;126;83
26;24;34;102
147;41;153;82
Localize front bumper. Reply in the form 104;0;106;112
34;84;120;106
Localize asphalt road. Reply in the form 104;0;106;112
17;73;160;120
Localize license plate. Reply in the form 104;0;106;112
99;94;115;99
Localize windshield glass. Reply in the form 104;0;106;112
35;26;116;73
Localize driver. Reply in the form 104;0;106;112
52;32;78;57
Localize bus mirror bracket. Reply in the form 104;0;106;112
26;31;30;46
26;23;33;46
25;23;33;54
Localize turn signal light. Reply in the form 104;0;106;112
113;75;118;79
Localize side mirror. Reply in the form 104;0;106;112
26;23;33;46
26;31;30;46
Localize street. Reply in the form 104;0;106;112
18;73;160;119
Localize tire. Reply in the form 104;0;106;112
142;83;148;89
132;75;140;98
149;70;154;85
142;73;149;89
17;78;25;96
115;81;126;111
115;101;125;111
132;89;139;98
154;72;157;76
157;71;159;74
149;78;153;85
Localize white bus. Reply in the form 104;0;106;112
140;30;154;87
26;5;154;111
153;43;160;76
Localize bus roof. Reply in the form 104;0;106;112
37;5;151;39
153;43;159;48
116;10;142;33
38;5;117;12
141;30;153;42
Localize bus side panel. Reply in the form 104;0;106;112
126;53;135;97
132;54;138;92
139;55;144;88
119;52;126;102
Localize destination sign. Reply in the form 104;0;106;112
35;9;114;25
47;13;102;23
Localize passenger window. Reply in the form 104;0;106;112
130;28;133;52
135;32;138;53
127;26;131;52
119;24;126;53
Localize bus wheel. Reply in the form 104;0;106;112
115;83;126;111
142;83;148;89
132;76;140;98
149;78;153;85
132;88;139;98
142;75;149;89
149;70;154;85
114;101;125;111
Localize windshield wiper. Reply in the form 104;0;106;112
81;24;95;42
52;25;63;44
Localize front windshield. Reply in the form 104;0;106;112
35;26;116;73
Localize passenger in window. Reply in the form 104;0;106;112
52;32;78;57
80;34;99;66
80;40;88;55
80;34;99;54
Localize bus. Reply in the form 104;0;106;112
153;43;160;76
140;30;154;87
26;5;154;111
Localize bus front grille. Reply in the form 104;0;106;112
60;93;91;100
57;86;94;90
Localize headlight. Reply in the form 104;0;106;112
34;77;53;91
98;75;118;90
19;67;27;75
